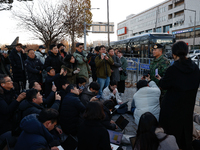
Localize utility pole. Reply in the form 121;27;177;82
185;9;196;50
107;0;110;47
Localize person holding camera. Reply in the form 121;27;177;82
0;74;26;147
95;45;114;96
25;49;44;84
19;88;61;119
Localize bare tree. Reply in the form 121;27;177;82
12;0;66;49
63;0;92;53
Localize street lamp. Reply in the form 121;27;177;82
84;8;100;51
184;8;196;50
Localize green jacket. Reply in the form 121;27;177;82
119;56;128;81
73;51;90;79
150;55;170;85
95;54;114;79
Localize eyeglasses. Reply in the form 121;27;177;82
4;80;13;83
79;47;83;49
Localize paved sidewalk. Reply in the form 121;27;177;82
113;86;200;149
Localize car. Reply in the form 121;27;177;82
189;49;200;57
190;54;200;68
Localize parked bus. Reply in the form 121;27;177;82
110;33;176;59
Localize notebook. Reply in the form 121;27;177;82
115;115;129;130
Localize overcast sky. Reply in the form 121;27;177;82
0;0;166;45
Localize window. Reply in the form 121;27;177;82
196;30;200;37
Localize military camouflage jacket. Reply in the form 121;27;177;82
150;55;170;85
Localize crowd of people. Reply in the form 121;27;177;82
0;42;128;150
0;40;200;150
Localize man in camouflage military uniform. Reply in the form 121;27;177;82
149;44;170;103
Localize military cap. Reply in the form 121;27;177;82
153;44;163;49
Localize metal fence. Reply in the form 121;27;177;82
125;57;200;106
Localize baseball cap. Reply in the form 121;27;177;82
39;45;45;49
46;66;54;72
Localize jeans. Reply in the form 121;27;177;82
97;77;110;95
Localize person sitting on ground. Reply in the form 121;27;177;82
19;88;61;119
0;74;26;147
133;76;160;125
102;80;122;105
29;80;57;108
44;67;65;98
133;112;179;150
63;54;80;84
77;77;87;95
59;84;85;136
80;81;100;106
101;100;117;130
60;80;70;101
14;108;60;150
77;101;112;150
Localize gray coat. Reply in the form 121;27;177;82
110;55;121;82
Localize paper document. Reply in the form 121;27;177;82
57;145;64;150
110;143;119;150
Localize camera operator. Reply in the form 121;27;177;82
95;45;114;96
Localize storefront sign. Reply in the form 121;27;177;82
117;27;127;36
172;28;193;34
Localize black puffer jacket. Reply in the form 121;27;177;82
0;87;19;135
19;98;60;119
9;48;27;81
0;53;12;78
25;56;43;83
60;93;85;135
101;106;117;130
80;86;96;106
44;51;63;73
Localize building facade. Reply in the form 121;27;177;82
117;0;200;49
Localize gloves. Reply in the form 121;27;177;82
73;69;80;74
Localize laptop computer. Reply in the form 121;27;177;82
115;115;129;130
107;130;124;150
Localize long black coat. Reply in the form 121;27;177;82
159;59;200;150
77;120;112;150
9;48;27;81
44;51;63;74
0;87;19;135
101;106;116;130
25;56;43;83
60;93;85;136
0;53;12;78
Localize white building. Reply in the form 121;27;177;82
117;0;200;49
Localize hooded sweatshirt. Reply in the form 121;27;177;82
14;114;54;150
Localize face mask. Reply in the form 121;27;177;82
79;85;84;90
41;49;46;53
